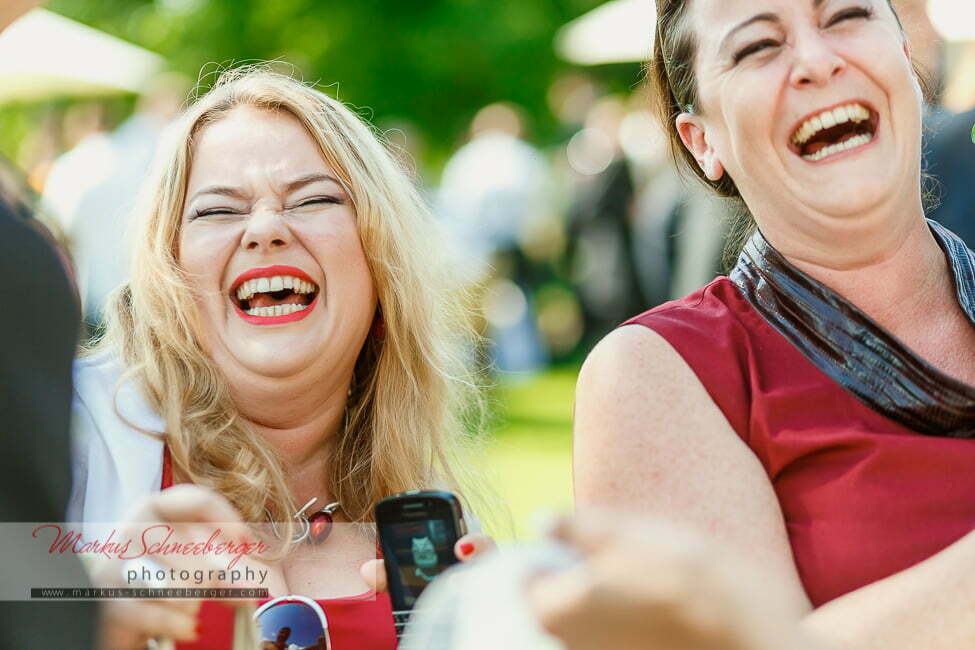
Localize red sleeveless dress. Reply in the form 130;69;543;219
160;448;397;649
625;276;975;606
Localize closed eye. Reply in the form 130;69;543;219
288;196;344;209
734;39;779;64
826;7;872;28
192;207;241;219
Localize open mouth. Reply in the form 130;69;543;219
790;102;879;163
230;268;320;321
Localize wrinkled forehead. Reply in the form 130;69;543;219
685;0;776;64
688;0;897;60
687;0;763;28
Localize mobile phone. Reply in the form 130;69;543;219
375;491;467;634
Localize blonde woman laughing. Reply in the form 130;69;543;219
68;67;493;650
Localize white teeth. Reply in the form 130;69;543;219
233;275;318;301
801;132;873;162
792;102;872;146
244;303;310;317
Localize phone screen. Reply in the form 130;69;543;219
379;517;460;608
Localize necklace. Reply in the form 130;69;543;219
268;497;341;544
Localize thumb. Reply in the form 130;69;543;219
360;558;388;593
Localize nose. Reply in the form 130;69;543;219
241;206;292;252
789;30;846;88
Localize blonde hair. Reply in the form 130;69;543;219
93;65;488;542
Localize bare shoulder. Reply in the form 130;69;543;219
574;324;726;446
576;324;701;405
574;324;808;605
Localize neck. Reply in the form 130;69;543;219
764;209;953;331
229;368;350;509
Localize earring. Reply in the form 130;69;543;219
371;308;385;341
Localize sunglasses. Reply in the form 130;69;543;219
254;595;331;650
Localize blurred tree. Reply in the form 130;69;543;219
42;0;640;166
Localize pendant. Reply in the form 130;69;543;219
268;498;342;544
307;502;340;544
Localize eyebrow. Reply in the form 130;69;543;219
720;12;778;54
188;185;248;204
283;172;342;195
720;0;829;53
188;173;343;204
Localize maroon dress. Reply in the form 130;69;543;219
624;221;975;606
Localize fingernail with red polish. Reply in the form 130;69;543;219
459;542;475;556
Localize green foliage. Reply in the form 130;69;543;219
43;0;640;165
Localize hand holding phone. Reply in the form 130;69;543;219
375;491;468;636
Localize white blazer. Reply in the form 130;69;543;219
67;350;165;524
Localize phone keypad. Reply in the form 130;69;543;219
393;609;411;638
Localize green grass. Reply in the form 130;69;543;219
480;366;578;542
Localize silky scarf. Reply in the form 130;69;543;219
730;220;975;438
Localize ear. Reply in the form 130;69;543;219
676;112;724;182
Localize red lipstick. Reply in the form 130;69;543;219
230;265;316;292
230;265;320;326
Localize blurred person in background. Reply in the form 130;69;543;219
941;43;975;112
42;73;190;336
0;1;98;648
69;67;493;649
22;101;107;193
564;95;646;343
892;0;975;246
575;2;975;650
623;93;728;302
436;102;550;375
892;0;946;109
926;105;975;244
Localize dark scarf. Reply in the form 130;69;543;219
730;220;975;438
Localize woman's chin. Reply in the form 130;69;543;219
231;348;319;380
782;171;895;220
217;328;327;379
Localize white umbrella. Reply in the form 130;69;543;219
556;0;974;67
0;8;165;102
929;0;975;42
555;0;656;66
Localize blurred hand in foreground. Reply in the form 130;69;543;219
526;511;821;650
92;484;259;650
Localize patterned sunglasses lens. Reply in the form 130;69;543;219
256;601;329;649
